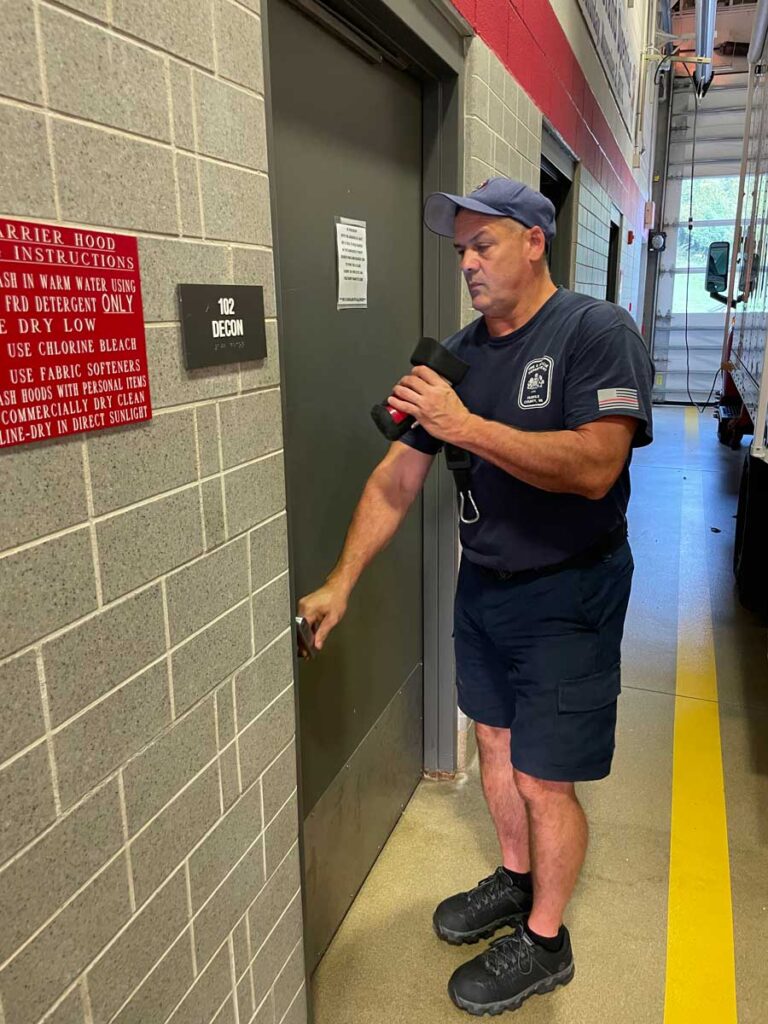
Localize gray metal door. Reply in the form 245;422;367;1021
268;0;424;971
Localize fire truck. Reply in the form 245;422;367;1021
710;1;768;615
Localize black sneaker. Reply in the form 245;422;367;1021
448;923;575;1016
433;868;533;945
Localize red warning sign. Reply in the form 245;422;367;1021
0;218;152;449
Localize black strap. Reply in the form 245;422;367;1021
445;444;480;523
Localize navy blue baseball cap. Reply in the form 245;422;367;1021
424;177;556;243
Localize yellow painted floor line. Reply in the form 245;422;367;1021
664;409;737;1023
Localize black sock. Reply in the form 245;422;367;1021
502;867;533;893
524;922;565;953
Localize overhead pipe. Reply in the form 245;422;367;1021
748;0;768;65
694;0;717;94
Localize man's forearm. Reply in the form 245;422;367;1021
454;414;614;499
327;471;416;595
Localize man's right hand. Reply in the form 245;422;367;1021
297;582;349;652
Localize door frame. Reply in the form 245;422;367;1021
262;0;469;1002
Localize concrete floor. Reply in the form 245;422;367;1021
311;407;768;1023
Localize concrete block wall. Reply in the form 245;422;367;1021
0;3;305;1024
573;167;612;300
460;37;542;328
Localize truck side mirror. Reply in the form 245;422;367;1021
706;240;730;294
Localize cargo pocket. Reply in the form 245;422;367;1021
554;665;621;773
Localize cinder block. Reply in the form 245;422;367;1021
252;573;290;655
122;697;217;833
489;53;506;101
220;743;241;811
43;584;164;727
0;105;56;219
219;391;282;471
112;0;216;69
57;0;108;16
146;326;241;410
217;679;236;746
111;932;194;1024
87;871;188;1024
251;895;302;1010
0;652;45;762
504;74;519;119
0;438;88;549
261;742;296;824
188;780;263;911
203;479;227;549
247;846;299;958
130;763;220;907
193;842;266;968
138;239;231;324
0;528;97;660
53;661;171;809
251;993;274;1024
171;62;195;150
165;942;231;1024
466;37;489;82
42;7;170;142
0;779;122;962
232;917;250;977
194;404;220;479
502;108;517;153
194;73;267;170
466;76;489;123
213;998;237;1024
465;117;492;167
231;249;276;317
178;154;203;237
0;859;130;1024
225;453;285;539
46;987;86;1024
250;514;288;593
166;538;248;644
87;412;197;515
0;743;56;865
235;634;292;729
1;0;42;104
264;793;298;876
238;690;295;792
281;985;307;1024
97;486;204;602
171;602;252;715
240;321;280;392
53;120;178;235
200;161;272;245
214;0;264;94
273;943;304;1023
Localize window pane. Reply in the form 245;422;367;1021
674;224;735;269
678;176;741;223
671;271;730;314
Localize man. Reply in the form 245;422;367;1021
298;178;653;1015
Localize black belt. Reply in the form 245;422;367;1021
476;522;628;584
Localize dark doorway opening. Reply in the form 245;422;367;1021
607;219;621;302
539;155;574;288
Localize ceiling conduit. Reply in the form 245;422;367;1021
694;0;717;93
748;0;768;65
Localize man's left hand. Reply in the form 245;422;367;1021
388;365;472;444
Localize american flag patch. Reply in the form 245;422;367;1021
597;387;640;411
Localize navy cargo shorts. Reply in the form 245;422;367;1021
453;541;634;782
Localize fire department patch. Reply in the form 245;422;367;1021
518;356;554;410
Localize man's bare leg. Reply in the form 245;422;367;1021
475;723;530;873
514;770;588;937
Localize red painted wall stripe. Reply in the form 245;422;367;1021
453;0;645;228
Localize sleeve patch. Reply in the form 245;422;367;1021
597;387;639;411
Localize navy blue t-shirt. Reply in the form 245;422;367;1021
399;287;654;572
